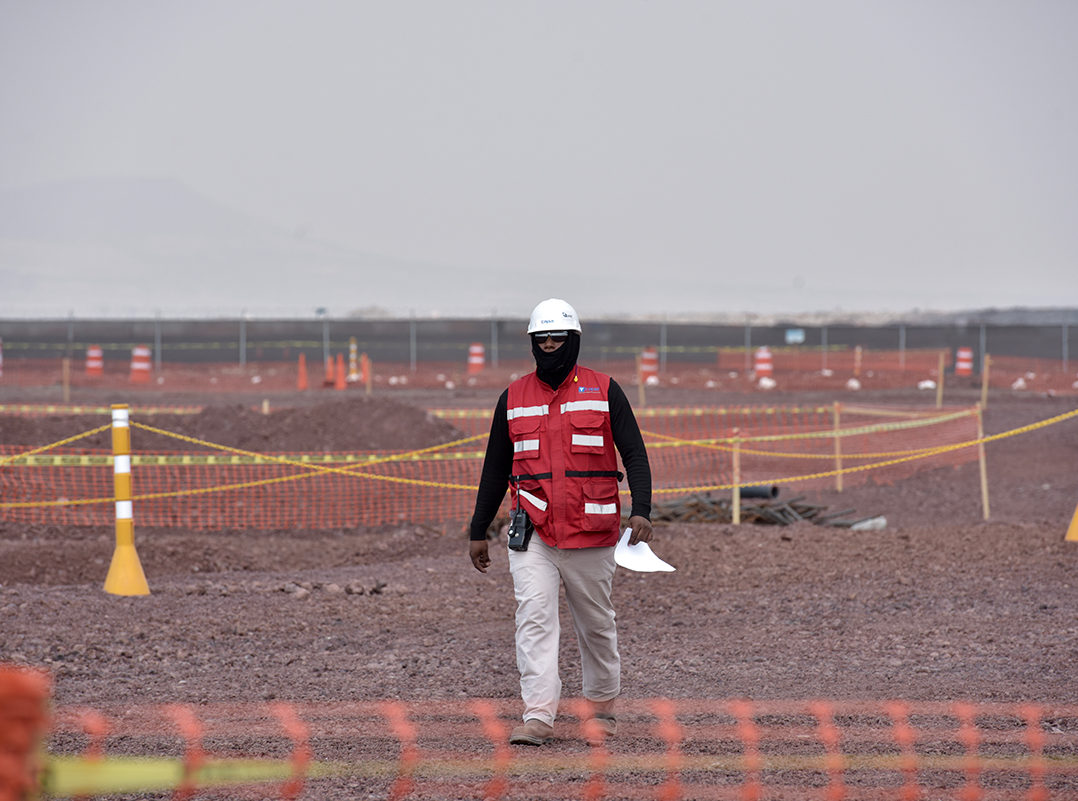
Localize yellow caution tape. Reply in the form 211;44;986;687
3;407;1074;509
0;404;201;415
5;451;487;468
652;406;1078;494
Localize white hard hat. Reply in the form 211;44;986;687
527;298;581;334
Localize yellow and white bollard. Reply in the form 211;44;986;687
348;337;360;382
103;404;150;596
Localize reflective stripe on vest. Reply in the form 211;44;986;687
572;434;604;448
584;502;618;515
560;400;610;414
519;488;548;511
507;404;549;420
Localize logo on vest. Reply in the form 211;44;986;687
578;386;600;393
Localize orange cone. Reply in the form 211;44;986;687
86;345;104;376
753;346;773;378
955;346;974;376
129;345;152;383
639;347;659;384
334;353;346;390
467;342;485;375
297;353;308;391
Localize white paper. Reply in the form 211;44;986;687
614;527;676;572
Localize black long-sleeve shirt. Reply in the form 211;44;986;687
468;377;652;541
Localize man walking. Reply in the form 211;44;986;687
468;298;653;745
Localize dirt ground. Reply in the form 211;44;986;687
2;379;1078;799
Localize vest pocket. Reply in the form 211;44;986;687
581;481;620;532
569;411;607;454
510;415;542;462
514;482;549;526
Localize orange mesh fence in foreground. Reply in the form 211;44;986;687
14;693;1078;800
0;404;1027;531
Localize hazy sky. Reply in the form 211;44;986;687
2;1;1076;319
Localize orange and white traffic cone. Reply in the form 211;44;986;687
955;346;974;376
467;343;485;375
753;346;773;378
129;345;152;383
639;347;659;384
86;345;104;376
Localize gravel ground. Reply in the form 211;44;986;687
2;384;1077;799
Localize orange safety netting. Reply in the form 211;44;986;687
31;696;1078;801
1;405;984;530
0;666;50;801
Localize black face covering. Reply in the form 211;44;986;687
532;331;581;390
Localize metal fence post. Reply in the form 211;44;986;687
322;317;330;370
659;319;668;373
979;324;987;374
409;314;417;373
154;312;162;373
1064;322;1069;376
744;320;752;373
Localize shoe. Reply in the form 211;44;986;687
594;714;617;737
509;718;554;746
586;714;616;746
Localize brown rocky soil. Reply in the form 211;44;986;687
2;382;1077;799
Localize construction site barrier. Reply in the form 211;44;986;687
3;679;1077;801
3;404;1075;532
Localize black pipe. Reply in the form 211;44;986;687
739;485;779;499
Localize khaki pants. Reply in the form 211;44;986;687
507;536;619;725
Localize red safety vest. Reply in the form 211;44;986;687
506;365;623;549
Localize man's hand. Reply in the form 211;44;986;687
627;515;652;545
470;540;492;573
